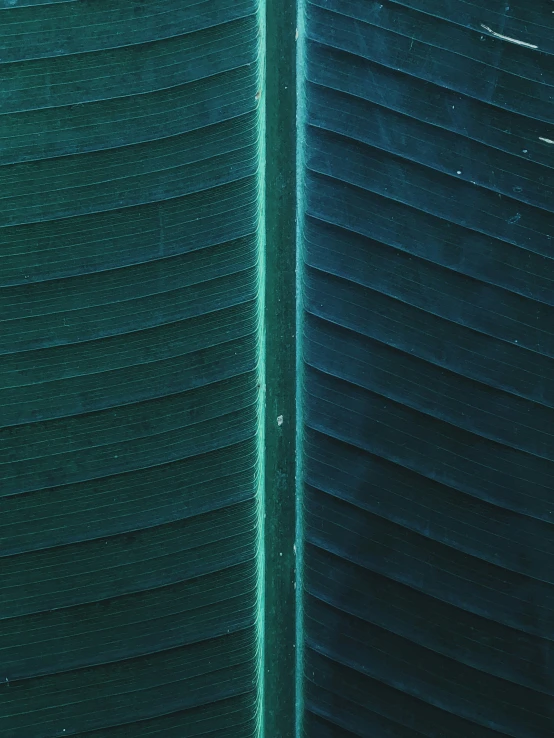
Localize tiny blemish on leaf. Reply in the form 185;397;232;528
480;24;537;49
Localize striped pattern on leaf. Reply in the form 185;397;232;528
300;1;554;736
0;2;262;736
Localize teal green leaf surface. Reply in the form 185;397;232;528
299;0;554;736
4;1;554;736
0;2;262;736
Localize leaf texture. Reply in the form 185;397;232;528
300;1;554;736
0;2;262;736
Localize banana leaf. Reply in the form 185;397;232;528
1;1;554;737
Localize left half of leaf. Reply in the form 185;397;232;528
0;2;264;737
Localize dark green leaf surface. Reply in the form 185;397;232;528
5;1;554;736
300;1;554;736
0;2;262;736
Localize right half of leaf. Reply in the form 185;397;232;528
299;1;554;736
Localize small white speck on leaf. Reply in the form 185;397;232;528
277;415;283;426
456;170;462;175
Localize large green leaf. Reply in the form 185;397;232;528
3;1;554;737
